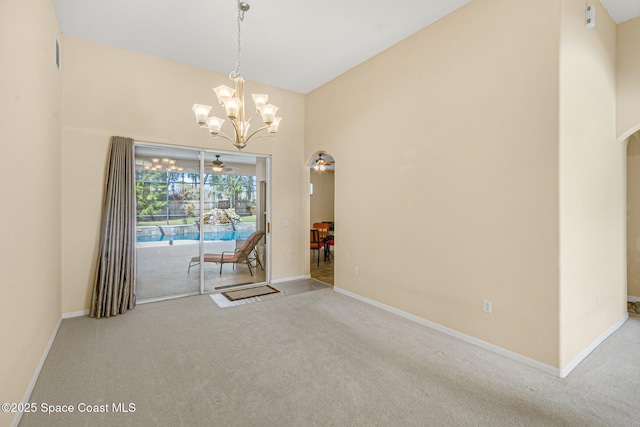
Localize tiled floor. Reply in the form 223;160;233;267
310;248;334;286
210;278;330;307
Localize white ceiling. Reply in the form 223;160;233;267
53;0;470;93
600;0;640;23
53;0;640;94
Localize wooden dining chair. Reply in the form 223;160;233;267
310;229;322;266
313;222;330;240
313;223;330;262
324;236;334;262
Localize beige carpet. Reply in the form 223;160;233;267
18;282;640;426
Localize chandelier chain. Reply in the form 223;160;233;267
232;0;247;78
192;0;280;151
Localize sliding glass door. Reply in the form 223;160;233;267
135;144;270;302
200;151;267;292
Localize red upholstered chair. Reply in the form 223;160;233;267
324;237;334;262
310;229;322;266
313;222;331;261
313;222;330;240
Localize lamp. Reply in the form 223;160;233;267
192;1;282;151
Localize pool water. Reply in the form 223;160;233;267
137;230;252;243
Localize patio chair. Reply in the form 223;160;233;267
188;229;265;276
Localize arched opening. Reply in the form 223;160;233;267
307;151;335;285
626;130;640;313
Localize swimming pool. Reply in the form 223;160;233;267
137;230;252;243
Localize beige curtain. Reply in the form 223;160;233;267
90;136;136;318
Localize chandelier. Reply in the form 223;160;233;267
192;1;281;151
143;158;184;172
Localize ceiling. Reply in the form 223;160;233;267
600;0;640;23
53;0;470;94
53;0;640;94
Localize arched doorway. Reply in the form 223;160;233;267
626;130;640;313
308;151;335;285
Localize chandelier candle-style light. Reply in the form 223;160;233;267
144;158;184;172
192;1;282;151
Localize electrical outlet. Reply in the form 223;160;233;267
483;300;492;314
596;296;600;308
354;266;360;275
285;255;290;262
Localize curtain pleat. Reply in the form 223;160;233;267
90;136;136;318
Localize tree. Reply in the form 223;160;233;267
136;171;167;220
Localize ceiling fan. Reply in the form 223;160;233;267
211;155;234;173
314;153;334;171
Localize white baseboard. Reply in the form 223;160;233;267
270;275;311;284
628;295;640;303
62;309;89;319
333;287;560;377
13;315;62;427
559;312;630;378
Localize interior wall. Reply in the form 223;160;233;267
0;0;62;424
558;0;624;369
618;15;640;302
310;170;335;226
305;0;562;367
627;133;640;299
616;16;640;139
60;36;306;313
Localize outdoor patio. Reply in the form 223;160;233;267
136;236;265;301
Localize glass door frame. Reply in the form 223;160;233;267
134;141;271;302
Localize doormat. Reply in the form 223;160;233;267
222;285;280;301
215;282;254;290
